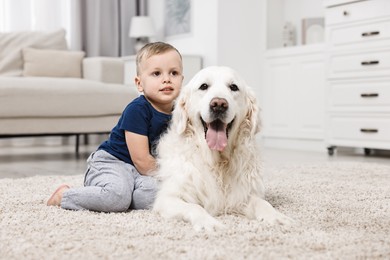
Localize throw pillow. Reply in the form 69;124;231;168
22;48;85;78
0;29;68;76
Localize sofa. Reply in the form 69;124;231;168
0;29;138;154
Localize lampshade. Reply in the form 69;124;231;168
129;16;156;38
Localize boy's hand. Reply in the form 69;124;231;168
125;131;156;176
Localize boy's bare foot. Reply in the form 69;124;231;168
47;184;70;206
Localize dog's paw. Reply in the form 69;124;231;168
253;199;294;226
257;210;294;226
192;214;225;232
273;211;294;226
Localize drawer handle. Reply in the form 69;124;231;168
361;93;379;98
360;128;378;133
362;31;380;37
361;60;379;66
343;10;349;16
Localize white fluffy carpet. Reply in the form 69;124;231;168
1;161;389;259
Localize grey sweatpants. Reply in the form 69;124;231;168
61;150;158;212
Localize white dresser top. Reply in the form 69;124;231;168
323;0;369;8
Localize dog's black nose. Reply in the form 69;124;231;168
210;98;228;114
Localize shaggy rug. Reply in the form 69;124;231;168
1;161;389;259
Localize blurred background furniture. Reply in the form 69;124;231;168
0;29;138;155
0;29;203;155
324;0;390;155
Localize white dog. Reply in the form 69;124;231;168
153;66;291;231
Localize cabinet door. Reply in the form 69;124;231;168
263;52;325;140
263;60;293;137
295;58;326;139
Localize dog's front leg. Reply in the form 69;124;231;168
248;196;293;226
153;196;224;232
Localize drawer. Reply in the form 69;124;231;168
325;0;390;26
330;117;390;142
324;0;365;7
327;19;390;48
328;49;390;78
330;81;390;108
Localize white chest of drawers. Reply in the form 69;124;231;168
324;0;390;155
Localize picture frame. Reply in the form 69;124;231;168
302;17;324;45
164;0;191;38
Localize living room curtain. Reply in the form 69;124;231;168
78;0;137;57
0;0;69;32
0;0;139;56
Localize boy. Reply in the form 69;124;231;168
47;42;183;212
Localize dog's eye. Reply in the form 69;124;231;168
230;84;239;91
199;83;209;90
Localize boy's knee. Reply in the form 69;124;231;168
139;176;158;190
132;177;158;210
131;191;156;210
102;186;132;212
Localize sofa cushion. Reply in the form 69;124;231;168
0;29;68;76
0;77;139;118
22;48;85;78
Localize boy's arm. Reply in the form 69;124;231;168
125;131;156;176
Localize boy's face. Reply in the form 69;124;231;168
135;50;183;114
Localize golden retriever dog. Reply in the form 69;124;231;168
153;66;292;231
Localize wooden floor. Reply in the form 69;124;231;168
0;137;389;179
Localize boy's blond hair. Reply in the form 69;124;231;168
136;42;182;75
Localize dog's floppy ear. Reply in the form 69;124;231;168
172;87;190;135
246;88;261;136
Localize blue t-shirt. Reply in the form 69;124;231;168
98;95;171;165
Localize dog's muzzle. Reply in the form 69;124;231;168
209;97;228;120
201;98;234;152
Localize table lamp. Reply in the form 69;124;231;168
129;16;156;52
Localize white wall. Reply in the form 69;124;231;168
267;0;284;49
148;0;219;66
147;0;266;100
216;0;265;93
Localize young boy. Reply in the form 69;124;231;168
47;42;183;212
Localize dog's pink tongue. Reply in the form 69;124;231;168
206;121;227;151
